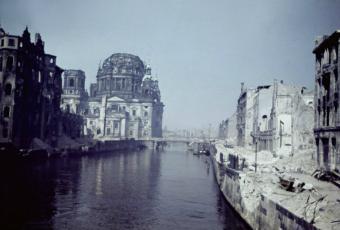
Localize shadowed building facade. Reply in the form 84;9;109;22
0;26;63;148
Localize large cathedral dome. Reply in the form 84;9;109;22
95;53;146;99
98;53;145;78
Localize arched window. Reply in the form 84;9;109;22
69;78;74;87
5;83;12;96
0;56;2;71
97;129;101;135
3;106;10;118
6;56;13;71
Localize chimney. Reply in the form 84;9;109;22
241;82;244;93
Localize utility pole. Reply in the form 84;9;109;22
251;132;258;173
208;124;211;141
255;140;257;173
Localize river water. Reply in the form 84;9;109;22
1;143;249;230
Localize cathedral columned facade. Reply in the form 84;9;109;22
61;53;164;140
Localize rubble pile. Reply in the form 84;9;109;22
214;141;340;229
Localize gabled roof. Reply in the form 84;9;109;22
107;96;125;102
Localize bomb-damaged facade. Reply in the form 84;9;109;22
61;53;164;140
313;30;340;172
0;26;63;148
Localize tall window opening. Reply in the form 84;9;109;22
6;56;13;71
5;83;12;96
3;106;10;118
69;78;74;87
322;138;329;168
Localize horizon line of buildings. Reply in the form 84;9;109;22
219;29;339;172
0;26;164;150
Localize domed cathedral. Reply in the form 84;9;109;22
91;53;145;99
84;53;164;140
61;69;88;114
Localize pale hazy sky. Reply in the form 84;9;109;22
0;0;339;130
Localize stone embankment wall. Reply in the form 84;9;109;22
211;155;318;230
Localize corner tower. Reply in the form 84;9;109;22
61;69;88;114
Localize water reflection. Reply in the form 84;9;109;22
0;143;249;230
95;159;103;196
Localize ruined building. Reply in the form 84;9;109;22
236;83;256;147
252;84;273;151
260;81;313;155
234;80;314;155
61;53;164;140
219;112;237;145
313;30;340;172
0;26;63;148
218;120;227;139
253;81;314;155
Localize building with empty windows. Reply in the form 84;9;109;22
62;53;164;140
0;26;63;148
236;83;256;147
234;80;314;156
313;30;340;172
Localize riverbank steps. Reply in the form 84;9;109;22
211;141;340;230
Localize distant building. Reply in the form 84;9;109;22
225;112;238;145
65;53;164;140
0;26;63;148
218;120;227;139
313;30;340;172
236;83;256;147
